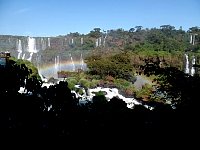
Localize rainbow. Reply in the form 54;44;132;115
38;60;87;79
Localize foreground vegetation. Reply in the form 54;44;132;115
0;56;199;141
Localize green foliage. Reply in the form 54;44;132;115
79;78;89;87
14;58;41;80
88;28;102;38
0;58;42;94
82;39;95;50
94;90;106;96
66;77;78;90
86;52;136;80
135;83;153;101
77;88;84;95
114;78;130;89
90;79;99;87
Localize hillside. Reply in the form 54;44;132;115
0;25;200;78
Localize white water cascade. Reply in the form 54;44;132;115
191;56;196;76
185;54;190;74
48;38;51;47
22;53;26;60
54;55;60;78
17;39;22;59
98;37;102;46
77;87;143;109
190;34;193;44
41;38;46;50
184;54;196;76
71;38;74;44
69;53;75;71
193;34;196;45
190;34;198;45
103;34;107;47
95;39;98;47
80;53;84;70
27;37;37;61
27;53;34;62
81;37;83;45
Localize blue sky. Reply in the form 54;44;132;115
0;0;199;37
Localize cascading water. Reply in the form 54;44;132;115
190;33;198;46
193;34;195;45
69;53;75;71
190;34;193;44
81;37;83;45
54;55;60;78
190;55;195;76
71;38;74;44
99;37;101;46
17;39;22;59
37;54;48;82
185;53;190;74
27;37;37;61
103;34;107;47
48;37;51;47
95;39;98;47
184;54;196;76
188;34;197;76
22;53;26;60
80;53;84;70
41;38;46;50
27;53;34;62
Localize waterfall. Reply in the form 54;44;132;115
193;34;196;45
65;38;67;46
17;39;22;59
95;39;98;47
81;37;83;45
38;71;47;82
185;54;196;76
80;53;84;70
71;38;74;44
48;38;51;47
191;56;195;76
190;34;198;46
103;34;107;47
22;53;26;60
69;53;75;71
185;54;190;74
27;53;33;61
38;55;48;82
57;55;60;72
41;38;46;50
27;37;37;61
54;55;60;78
99;37;101;46
190;34;193;44
27;37;37;53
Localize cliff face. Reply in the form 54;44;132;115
0;29;198;78
0;35;89;67
0;35;89;78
